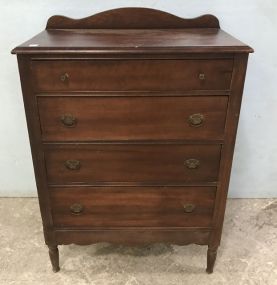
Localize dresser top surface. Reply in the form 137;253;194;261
12;28;253;55
12;8;253;55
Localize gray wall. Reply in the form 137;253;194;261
1;0;276;197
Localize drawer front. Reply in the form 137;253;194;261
45;144;221;184
32;59;233;92
50;186;216;228
38;96;228;141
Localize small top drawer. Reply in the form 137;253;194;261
31;59;233;92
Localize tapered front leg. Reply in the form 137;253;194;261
206;246;218;274
48;245;60;272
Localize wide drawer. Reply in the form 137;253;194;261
50;186;216;228
32;59;233;92
45;144;221;184
38;96;228;141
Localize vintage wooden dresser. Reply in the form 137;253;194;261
12;8;253;273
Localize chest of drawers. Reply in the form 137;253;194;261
12;8;253;273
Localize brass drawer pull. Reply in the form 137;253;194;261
185;158;200;169
199;73;205;80
188;113;204;127
61;114;77;127
60;73;69;82
65;160;81;170
183;204;196;213
70;203;84;215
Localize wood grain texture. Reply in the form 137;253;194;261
31;59;233;92
12;28;253;55
44;144;221;185
46;8;220;29
55;228;211;246
38;96;228;141
17;55;56;245
50;186;216;228
12;8;253;273
210;54;250;247
48;245;60;272
206;247;218;274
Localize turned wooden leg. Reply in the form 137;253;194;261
206;246;218;274
48;245;60;272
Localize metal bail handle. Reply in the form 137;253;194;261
188;113;204;127
70;203;84;215
65;160;81;170
185;158;200;169
183;204;196;213
61;114;77;127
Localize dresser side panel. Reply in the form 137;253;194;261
211;53;249;248
17;55;55;244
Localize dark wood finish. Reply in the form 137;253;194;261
50;186;216;228
38;96;228;141
210;54;250;249
11;30;253;55
10;28;253;56
12;8;253;273
32;59;233;92
44;144;221;184
16;56;56;246
11;8;253;55
206;247;218;274
47;8;220;29
48;245;60;272
55;229;211;246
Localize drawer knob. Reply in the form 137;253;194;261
65;160;81;170
188;113;204;127
60;73;69;82
185;158;200;169
183;204;196;213
61;114;77;127
70;203;84;215
199;73;205;80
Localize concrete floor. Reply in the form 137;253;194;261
0;198;276;285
